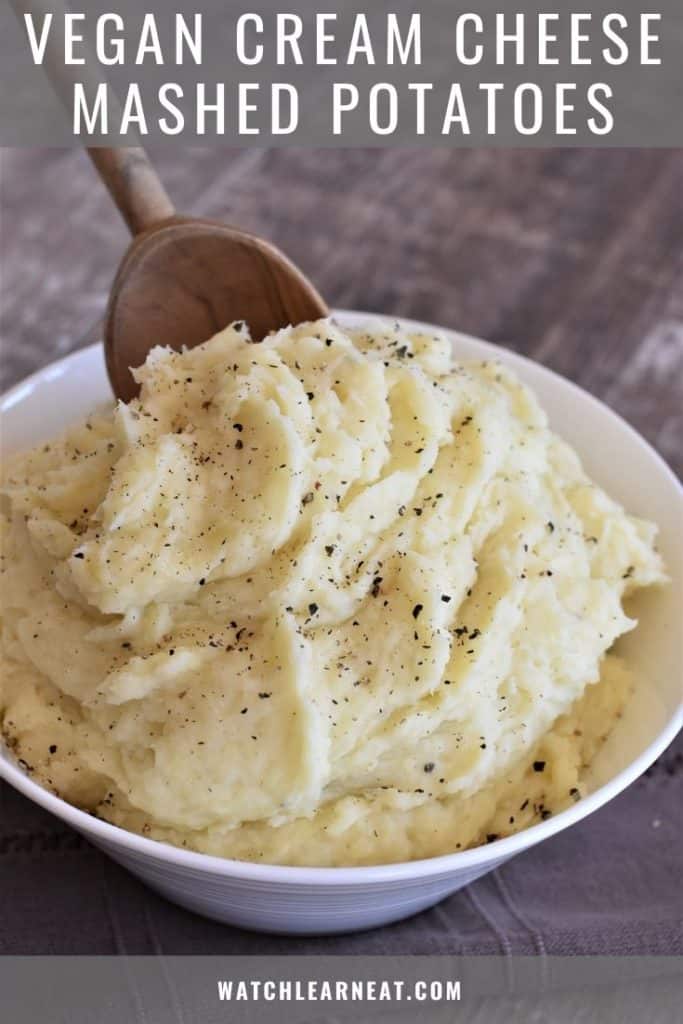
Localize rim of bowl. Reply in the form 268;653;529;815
0;311;681;887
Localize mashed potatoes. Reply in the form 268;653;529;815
0;319;666;865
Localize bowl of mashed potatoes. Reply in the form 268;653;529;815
1;312;681;935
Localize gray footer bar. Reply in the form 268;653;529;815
2;955;681;1023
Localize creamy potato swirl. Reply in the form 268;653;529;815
0;320;665;865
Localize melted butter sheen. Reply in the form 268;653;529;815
0;320;666;865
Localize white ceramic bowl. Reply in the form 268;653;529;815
1;312;681;936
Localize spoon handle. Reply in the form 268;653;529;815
87;148;175;236
8;2;174;235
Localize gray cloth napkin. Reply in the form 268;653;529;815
1;732;680;955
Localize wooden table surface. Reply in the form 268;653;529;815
1;147;682;477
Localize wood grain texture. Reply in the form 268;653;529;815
104;215;328;400
1;146;682;477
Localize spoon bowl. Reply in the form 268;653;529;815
89;148;328;400
105;215;328;402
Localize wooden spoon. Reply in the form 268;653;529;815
89;148;328;402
